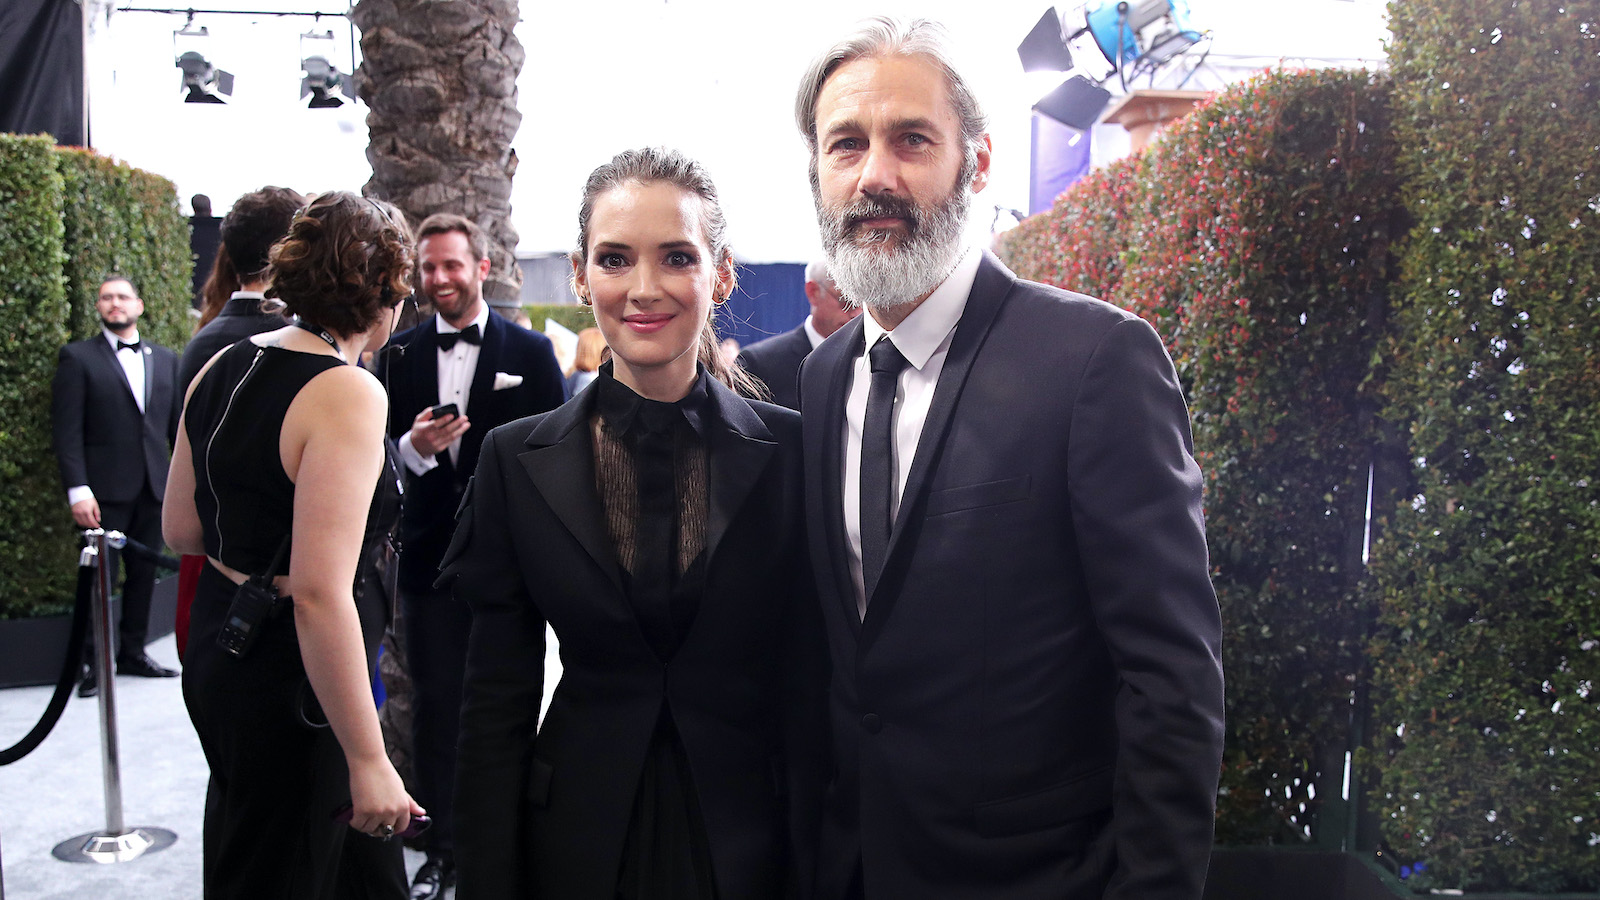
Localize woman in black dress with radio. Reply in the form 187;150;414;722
447;148;827;899
165;191;422;898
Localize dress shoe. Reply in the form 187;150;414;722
410;856;455;900
116;653;179;678
77;667;98;698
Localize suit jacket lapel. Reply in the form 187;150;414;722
811;317;867;638
467;312;500;417
519;391;624;595
861;253;1014;640
461;312;503;478
410;321;442;416
141;346;156;412
702;377;776;570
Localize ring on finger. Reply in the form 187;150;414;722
377;824;395;838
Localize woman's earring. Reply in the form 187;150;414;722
577;292;592;306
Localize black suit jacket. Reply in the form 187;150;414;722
444;375;827;900
51;336;181;502
376;311;566;592
177;295;285;392
800;252;1225;900
737;324;812;410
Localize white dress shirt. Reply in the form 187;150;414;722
804;315;826;351
67;328;146;506
398;304;489;475
842;245;982;617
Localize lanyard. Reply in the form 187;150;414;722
292;318;347;363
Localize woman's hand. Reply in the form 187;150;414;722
346;754;424;838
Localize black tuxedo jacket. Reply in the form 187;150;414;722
737;324;812;409
51;336;181;502
800;253;1225;900
376;311;566;592
444;376;827;900
177;296;285;392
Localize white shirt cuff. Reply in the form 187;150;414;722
67;485;95;506
398;431;439;476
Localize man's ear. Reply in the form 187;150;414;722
970;133;994;194
476;255;492;283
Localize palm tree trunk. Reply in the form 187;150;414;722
352;0;525;305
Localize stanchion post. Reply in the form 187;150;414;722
91;529;126;835
51;529;177;865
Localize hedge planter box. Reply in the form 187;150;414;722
0;577;177;689
1205;849;1600;900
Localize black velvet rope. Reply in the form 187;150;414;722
0;563;93;766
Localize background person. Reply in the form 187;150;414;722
374;212;567;900
178;185;304;392
165;191;422;897
447;147;826;900
51;274;183;697
174;185;304;661
794;18;1225;900
567;325;607;395
736;258;859;409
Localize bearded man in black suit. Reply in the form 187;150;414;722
52;275;182;697
794;18;1225;900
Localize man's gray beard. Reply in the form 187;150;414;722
819;186;970;314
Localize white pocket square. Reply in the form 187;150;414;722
493;372;523;391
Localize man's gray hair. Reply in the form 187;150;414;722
793;17;989;167
804;258;833;287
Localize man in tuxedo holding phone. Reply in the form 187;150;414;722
52;275;182;697
794;18;1225;900
376;212;565;899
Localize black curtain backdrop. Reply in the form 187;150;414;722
0;0;84;146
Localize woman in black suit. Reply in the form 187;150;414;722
446;148;827;900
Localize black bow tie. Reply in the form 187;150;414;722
437;324;482;351
117;340;142;353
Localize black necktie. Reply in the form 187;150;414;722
117;340;141;353
860;335;908;599
437;323;481;350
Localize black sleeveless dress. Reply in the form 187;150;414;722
180;339;403;899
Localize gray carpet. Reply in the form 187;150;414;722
0;635;431;899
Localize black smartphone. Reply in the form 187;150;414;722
429;403;458;420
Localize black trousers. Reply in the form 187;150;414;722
87;484;163;665
402;582;473;858
185;563;405;899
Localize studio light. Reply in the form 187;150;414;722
1033;75;1113;131
1084;0;1203;74
1017;8;1075;73
173;14;232;103
299;28;356;108
300;55;354;107
176;51;233;103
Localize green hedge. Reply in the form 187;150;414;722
58;149;192;348
0;135;76;617
999;69;1405;847
523;302;593;336
1364;0;1600;891
0;140;191;619
999;2;1599;887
